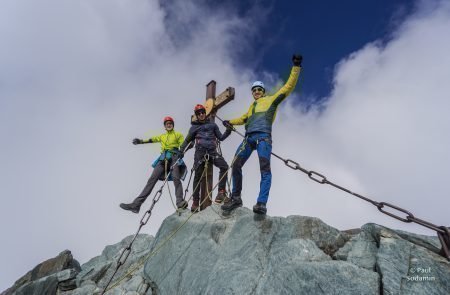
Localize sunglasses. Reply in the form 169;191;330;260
252;87;264;93
195;110;206;115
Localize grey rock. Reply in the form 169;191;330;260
342;228;362;236
57;269;78;282
13;275;59;295
56;269;79;291
143;207;377;294
76;234;154;290
13;269;78;295
336;222;450;294
334;230;378;270
122;275;146;292
76;260;111;287
58;279;78;292
395;228;442;254
375;227;450;294
4;205;449;295
2;250;80;295
283;215;351;256
9;268;78;295
363;223;441;253
58;281;97;295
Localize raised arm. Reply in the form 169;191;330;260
270;54;302;105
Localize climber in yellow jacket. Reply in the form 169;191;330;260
221;54;303;215
120;116;187;213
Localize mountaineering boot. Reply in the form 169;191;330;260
221;196;242;212
191;199;200;213
223;196;231;204
119;202;140;214
200;196;212;210
253;202;267;215
177;200;188;209
214;189;227;204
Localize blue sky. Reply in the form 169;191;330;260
261;0;414;100
168;0;415;100
1;0;449;291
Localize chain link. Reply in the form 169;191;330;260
102;160;178;294
438;227;450;259
284;159;300;170
215;114;449;260
308;171;327;184
103;124;254;292
278;155;449;260
376;202;414;223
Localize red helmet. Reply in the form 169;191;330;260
163;116;174;125
194;104;206;113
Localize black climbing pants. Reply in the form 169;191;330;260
192;149;228;201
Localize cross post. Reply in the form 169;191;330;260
194;80;235;210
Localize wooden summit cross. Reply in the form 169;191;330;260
194;80;235;210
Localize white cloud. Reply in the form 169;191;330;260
0;0;257;289
1;0;450;291
270;0;450;233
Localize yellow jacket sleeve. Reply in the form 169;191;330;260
270;65;301;103
150;134;162;143
229;104;252;125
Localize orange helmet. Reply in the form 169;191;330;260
194;104;206;113
163;116;174;125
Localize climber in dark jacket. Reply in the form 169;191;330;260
179;104;232;212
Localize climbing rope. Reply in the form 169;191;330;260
102;143;246;293
163;159;178;212
215;115;450;260
102;151;190;294
217;141;233;199
102;163;211;292
183;166;195;200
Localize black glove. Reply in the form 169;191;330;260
223;120;232;129
132;138;143;145
292;54;303;67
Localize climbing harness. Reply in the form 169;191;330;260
102;141;247;293
215;115;450;260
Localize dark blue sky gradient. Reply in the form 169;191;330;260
203;0;415;103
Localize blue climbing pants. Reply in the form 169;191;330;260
231;132;272;204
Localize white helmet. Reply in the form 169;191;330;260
251;81;265;91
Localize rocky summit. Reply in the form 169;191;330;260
2;206;449;294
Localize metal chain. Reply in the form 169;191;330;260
102;159;180;294
215;115;450;260
183;167;195;200
102;160;210;293
104;157;229;292
102;140;251;292
164;159;178;212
